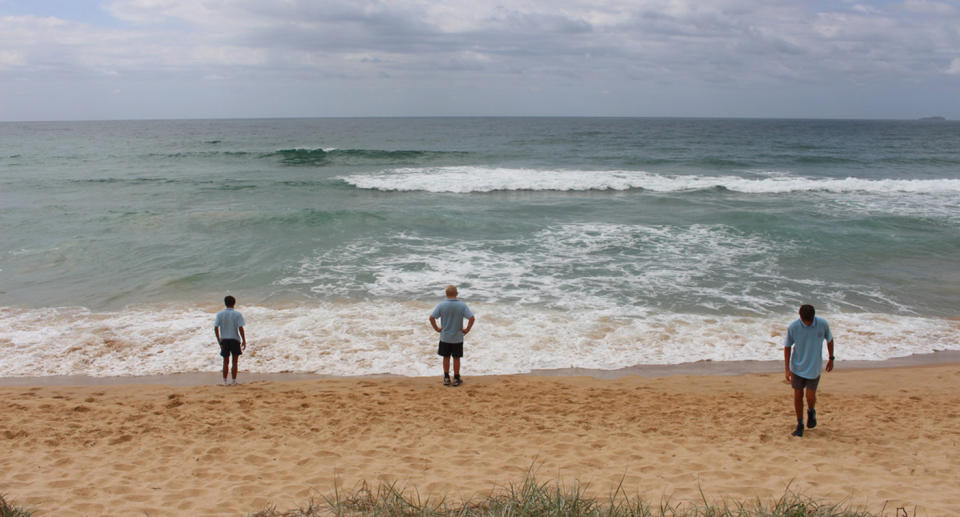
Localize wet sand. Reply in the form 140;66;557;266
2;350;958;386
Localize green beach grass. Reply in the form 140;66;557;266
0;494;32;517
2;476;906;517
249;475;889;517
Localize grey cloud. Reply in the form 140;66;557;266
3;0;960;120
43;1;960;82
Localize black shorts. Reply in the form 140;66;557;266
219;339;242;358
791;374;820;391
437;341;463;358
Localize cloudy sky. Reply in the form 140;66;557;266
1;0;959;121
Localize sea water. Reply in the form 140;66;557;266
1;117;958;377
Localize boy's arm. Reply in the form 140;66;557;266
429;316;441;333
825;339;835;372
462;316;475;335
783;346;792;382
214;327;221;344
239;326;246;350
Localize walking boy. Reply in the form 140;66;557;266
214;295;246;386
429;285;475;386
784;304;835;437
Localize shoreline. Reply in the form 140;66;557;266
1;349;958;387
532;348;960;378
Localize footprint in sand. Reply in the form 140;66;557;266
108;434;133;445
244;453;269;466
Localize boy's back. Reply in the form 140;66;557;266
215;308;245;340
431;299;473;343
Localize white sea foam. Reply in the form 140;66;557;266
0;304;956;378
339;166;960;195
277;223;906;316
278;223;783;314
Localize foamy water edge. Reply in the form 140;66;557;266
2;303;957;378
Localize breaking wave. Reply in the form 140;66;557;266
339;167;960;194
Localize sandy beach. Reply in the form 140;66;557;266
2;361;959;516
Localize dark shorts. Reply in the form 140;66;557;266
219;339;242;358
437;341;464;358
791;374;820;391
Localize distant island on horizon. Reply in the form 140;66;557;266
918;116;947;121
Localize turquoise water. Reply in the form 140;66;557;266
1;118;958;376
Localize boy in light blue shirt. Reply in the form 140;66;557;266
783;304;835;437
429;285;475;386
214;295;247;386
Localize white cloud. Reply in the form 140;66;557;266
0;13;270;76
190;46;268;67
901;0;957;16
102;0;225;25
0;49;25;69
947;57;960;75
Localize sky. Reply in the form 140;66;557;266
1;0;959;121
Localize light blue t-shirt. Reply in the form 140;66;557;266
784;316;833;380
214;308;245;341
431;299;474;344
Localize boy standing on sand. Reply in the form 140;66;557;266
214;295;246;386
784;304;835;437
429;285;475;386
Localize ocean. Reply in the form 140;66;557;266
1;117;958;377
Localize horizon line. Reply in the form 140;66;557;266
1;114;953;124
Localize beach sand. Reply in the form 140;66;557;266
2;362;959;516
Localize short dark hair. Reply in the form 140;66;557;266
224;295;236;307
799;304;815;321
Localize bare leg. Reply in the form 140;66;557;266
805;389;818;428
791;388;805;436
793;389;804;420
442;356;450;376
453;357;461;377
231;355;239;380
222;356;230;382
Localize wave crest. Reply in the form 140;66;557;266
339;167;960;194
